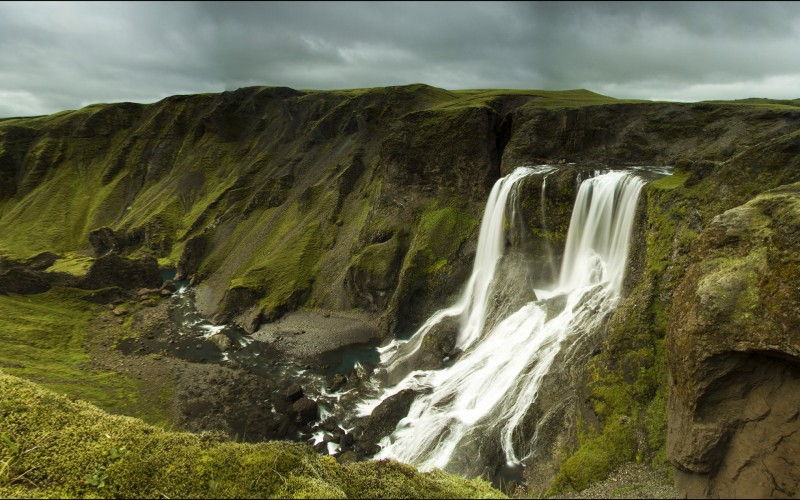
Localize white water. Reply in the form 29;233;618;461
373;166;553;381
356;166;645;472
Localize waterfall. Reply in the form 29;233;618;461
373;166;552;379
355;166;646;473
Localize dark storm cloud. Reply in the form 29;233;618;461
1;1;799;117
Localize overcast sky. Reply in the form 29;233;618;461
1;1;800;117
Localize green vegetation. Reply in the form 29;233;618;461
0;373;505;499
45;254;94;276
0;288;168;424
4;84;800;497
648;171;688;190
398;204;478;287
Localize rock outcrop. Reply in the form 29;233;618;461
667;183;800;498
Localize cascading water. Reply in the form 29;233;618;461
351;166;647;474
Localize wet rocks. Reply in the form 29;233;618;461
208;333;233;352
416;316;459;370
291;397;319;425
358;388;419;444
285;383;304;402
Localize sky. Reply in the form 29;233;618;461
1;1;800;117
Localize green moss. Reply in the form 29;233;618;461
410;205;477;277
46;254;94;277
649;172;689;190
225;203;324;317
548;418;637;494
0;373;505;499
351;236;403;283
0;289;161;421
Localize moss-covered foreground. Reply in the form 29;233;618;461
0;372;504;499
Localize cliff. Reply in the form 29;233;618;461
1;85;799;497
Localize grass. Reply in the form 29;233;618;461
0;372;506;499
648;171;689;190
0;288;167;423
46;254;94;276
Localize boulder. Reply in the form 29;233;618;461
359;388;419;444
285;383;303;403
291;397;319;425
208;333;233;352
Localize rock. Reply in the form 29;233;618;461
285;384;303;402
328;373;347;392
359;388;419;443
160;289;173;297
345;235;405;311
176;235;207;281
291;397;319;425
160;280;177;292
80;254;160;290
24;252;59;270
208;333;233;352
88;227;122;256
111;307;127;317
417;326;458;371
667;184;800;498
0;267;50;295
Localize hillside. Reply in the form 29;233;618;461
1;85;799;497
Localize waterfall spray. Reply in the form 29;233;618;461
355;166;646;474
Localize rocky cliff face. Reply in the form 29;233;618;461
668;181;800;498
1;85;800;497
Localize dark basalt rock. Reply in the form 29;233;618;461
285;383;304;403
79;254;161;290
358;388;420;445
291;397;319;425
0;267;50;295
176;235;207;281
24;251;59;270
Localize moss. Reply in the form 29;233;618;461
648;172;689;190
0;373;505;499
547;418;637;494
46;254;94;276
407;205;478;278
350;235;403;285
0;289;163;421
225;202;324;317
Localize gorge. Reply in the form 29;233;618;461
1;85;800;498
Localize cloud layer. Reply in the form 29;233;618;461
2;1;799;117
